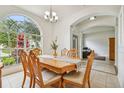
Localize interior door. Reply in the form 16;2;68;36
109;38;115;61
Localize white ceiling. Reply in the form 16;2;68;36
82;26;115;34
17;5;84;19
76;15;115;26
16;5;120;20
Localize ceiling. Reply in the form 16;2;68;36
74;15;116;34
82;26;115;34
76;15;115;26
17;5;84;19
16;5;120;21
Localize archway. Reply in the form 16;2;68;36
70;13;118;74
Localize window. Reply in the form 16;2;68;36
0;15;42;66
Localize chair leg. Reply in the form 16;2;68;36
22;73;26;88
33;78;35;88
58;80;62;88
61;81;65;88
88;80;91;88
29;76;33;88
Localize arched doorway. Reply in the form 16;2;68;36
70;14;118;74
0;15;42;66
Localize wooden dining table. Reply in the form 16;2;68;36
39;58;76;74
39;55;82;74
38;55;83;87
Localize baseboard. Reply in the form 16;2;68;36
114;65;118;75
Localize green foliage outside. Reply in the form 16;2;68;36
0;16;41;66
2;49;10;54
2;57;16;65
0;32;8;47
0;16;40;48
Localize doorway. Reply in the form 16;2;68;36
72;34;78;50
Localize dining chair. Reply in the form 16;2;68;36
29;50;62;88
67;49;79;58
18;49;34;88
62;50;95;88
61;48;68;56
32;48;42;56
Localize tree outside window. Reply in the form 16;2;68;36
0;15;42;66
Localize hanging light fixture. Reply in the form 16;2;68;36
89;16;96;21
44;5;58;23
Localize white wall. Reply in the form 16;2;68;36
84;31;115;58
117;6;124;87
0;5;53;54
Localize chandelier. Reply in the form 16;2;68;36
44;5;58;23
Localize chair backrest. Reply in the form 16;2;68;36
61;48;68;56
67;49;78;58
29;50;44;87
32;48;42;56
82;50;95;86
18;49;30;73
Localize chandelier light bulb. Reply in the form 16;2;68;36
52;12;56;16
55;16;58;20
43;6;58;23
89;16;96;21
44;15;48;20
45;11;49;16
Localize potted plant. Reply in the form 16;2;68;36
51;39;58;57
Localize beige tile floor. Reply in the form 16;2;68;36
2;68;120;88
82;60;116;75
1;59;120;88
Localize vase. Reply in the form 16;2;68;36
53;49;57;57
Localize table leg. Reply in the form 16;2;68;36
61;73;66;88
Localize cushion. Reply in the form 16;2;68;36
63;70;85;85
42;70;61;85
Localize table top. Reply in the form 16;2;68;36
39;55;82;68
39;55;82;74
40;58;75;68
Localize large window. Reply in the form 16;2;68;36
0;15;42;66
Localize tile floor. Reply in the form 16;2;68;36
1;59;120;88
2;69;120;88
82;60;116;75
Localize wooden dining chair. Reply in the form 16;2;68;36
62;50;95;88
67;49;79;59
61;48;68;56
29;50;62;88
32;48;42;56
18;49;34;88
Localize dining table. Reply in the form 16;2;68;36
38;55;83;74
